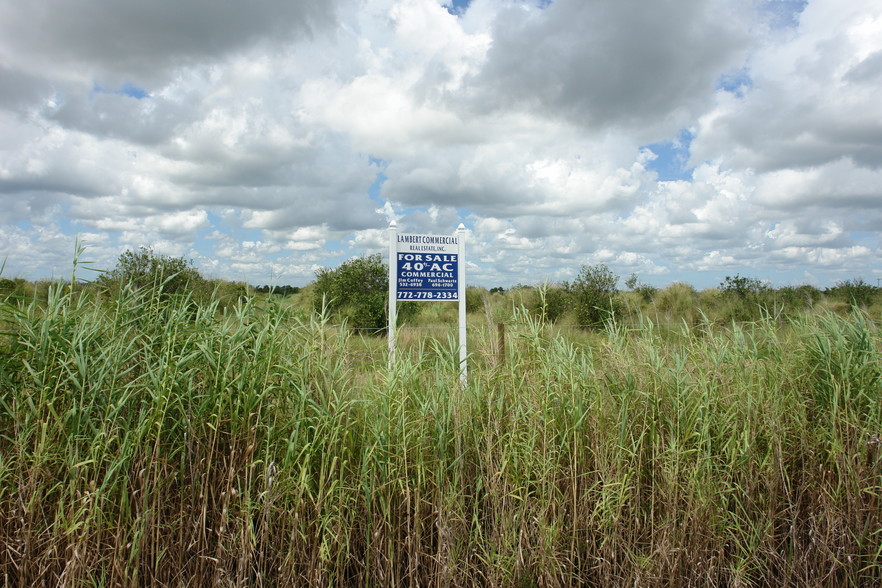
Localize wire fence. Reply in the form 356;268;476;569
321;317;799;365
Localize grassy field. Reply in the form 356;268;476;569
1;283;881;586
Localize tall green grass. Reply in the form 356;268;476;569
1;283;880;586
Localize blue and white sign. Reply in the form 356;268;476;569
388;222;468;386
396;234;459;300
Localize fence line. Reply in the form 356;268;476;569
328;317;792;367
343;319;782;333
0;317;823;339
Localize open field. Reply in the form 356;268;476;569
1;284;881;586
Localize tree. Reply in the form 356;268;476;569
313;254;418;333
98;247;206;300
572;263;620;328
720;274;767;300
826;278;879;309
254;284;301;296
625;273;657;302
529;283;572;324
718;274;770;322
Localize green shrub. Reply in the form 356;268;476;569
528;283;572;323
625;273;657;303
97;246;206;303
825;278;879;309
774;284;822;314
254;284;301;296
0;278;30;301
718;274;770;322
654;282;699;323
720;274;767;299
313;254;418;334
206;279;249;311
572;263;620;328
465;286;486;314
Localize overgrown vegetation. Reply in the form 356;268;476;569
572;263;621;327
826;277;879;309
313;254;384;332
626;272;657;302
96;246;206;299
252;284;301;296
312;253;418;333
1;273;880;586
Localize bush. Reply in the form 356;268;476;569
0;278;29;300
465;287;486;314
313;254;418;334
529;284;572;324
718;274;770;322
625;273;657;303
826;278;879;309
254;284;301;296
720;274;767;300
774;285;822;314
572;264;620;329
206;279;250;311
654;282;699;324
98;247;206;302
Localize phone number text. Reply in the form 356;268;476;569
397;290;458;300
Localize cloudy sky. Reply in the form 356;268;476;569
1;0;880;288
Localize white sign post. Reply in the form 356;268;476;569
388;221;467;386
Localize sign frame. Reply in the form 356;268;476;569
388;221;467;385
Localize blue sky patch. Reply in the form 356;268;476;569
119;82;149;99
761;0;808;29
57;207;81;235
443;0;472;16
443;0;551;16
716;68;753;97
368;171;388;205
642;130;694;182
92;82;149;99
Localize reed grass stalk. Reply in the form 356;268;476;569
1;283;880;586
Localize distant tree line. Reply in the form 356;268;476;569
502;270;880;327
2;249;880;333
253;284;301;296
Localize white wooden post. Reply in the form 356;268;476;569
457;223;467;387
388;221;397;369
